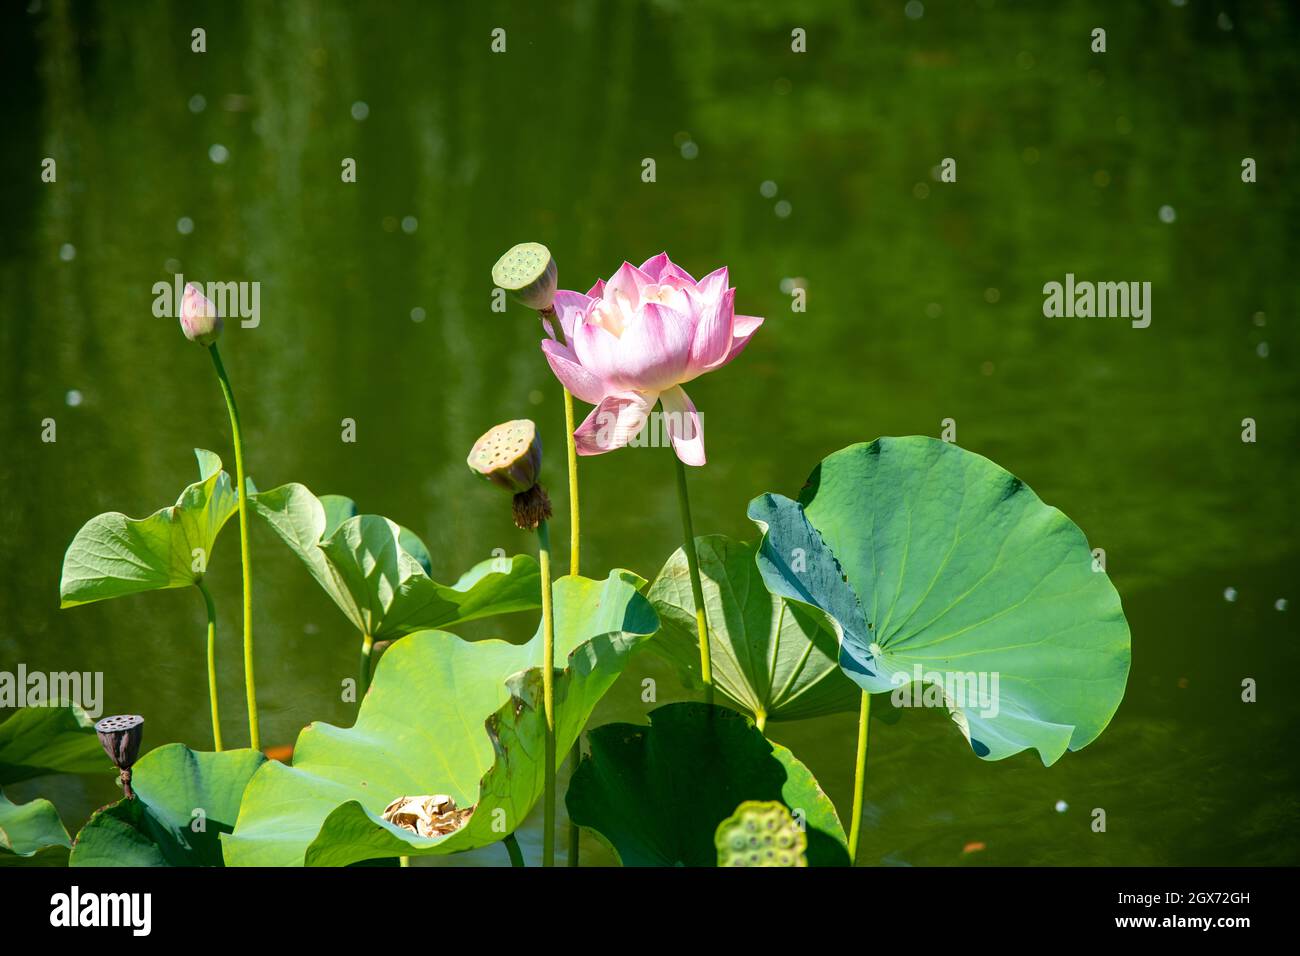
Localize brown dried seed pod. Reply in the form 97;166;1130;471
95;714;144;770
95;714;144;800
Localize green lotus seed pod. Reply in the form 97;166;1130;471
467;419;542;494
714;800;808;867
491;241;557;311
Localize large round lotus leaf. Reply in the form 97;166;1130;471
0;789;71;863
0;703;106;785
70;745;266;866
221;570;658;866
747;437;1131;765
251;482;539;641
566;702;849;866
648;535;859;724
59;449;240;606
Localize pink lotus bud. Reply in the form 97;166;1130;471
179;282;223;345
492;242;557;311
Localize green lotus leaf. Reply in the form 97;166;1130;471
566;702;849;867
59;449;242;607
747;436;1131;765
0;789;72;862
715;800;808;867
251;482;539;641
317;493;433;576
222;570;658;866
69;745;266;867
0;703;106;785
648;535;859;725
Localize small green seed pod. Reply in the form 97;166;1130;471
468;419;542;494
468;419;552;531
491;242;557;311
714;800;808;867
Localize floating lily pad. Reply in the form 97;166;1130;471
0;790;71;863
715;800;807;867
221;570;658;866
566;702;849;866
748;437;1131;765
70;745;266;867
648;535;859;724
251;482;540;641
0;704;106;785
60;449;243;606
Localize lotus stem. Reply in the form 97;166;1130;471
503;833;526;867
358;634;375;696
196;579;223;752
561;388;580;576
566;744;581;866
672;452;712;699
208;343;259;751
847;690;871;865
561;384;583;866
537;519;557;867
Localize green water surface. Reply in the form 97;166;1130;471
1;0;1297;866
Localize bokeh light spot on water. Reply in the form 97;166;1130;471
208;143;229;164
410;307;426;323
774;200;791;218
1224;587;1238;602
177;216;194;235
1055;800;1068;813
59;243;75;261
759;180;777;198
905;2;924;22
351;101;369;121
401;216;418;234
65;389;83;407
1276;599;1289;612
188;93;206;113
1256;342;1269;359
1159;204;1176;223
680;140;699;160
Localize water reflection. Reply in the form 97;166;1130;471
2;0;1296;865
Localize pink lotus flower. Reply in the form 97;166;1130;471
540;253;763;467
179;282;223;346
